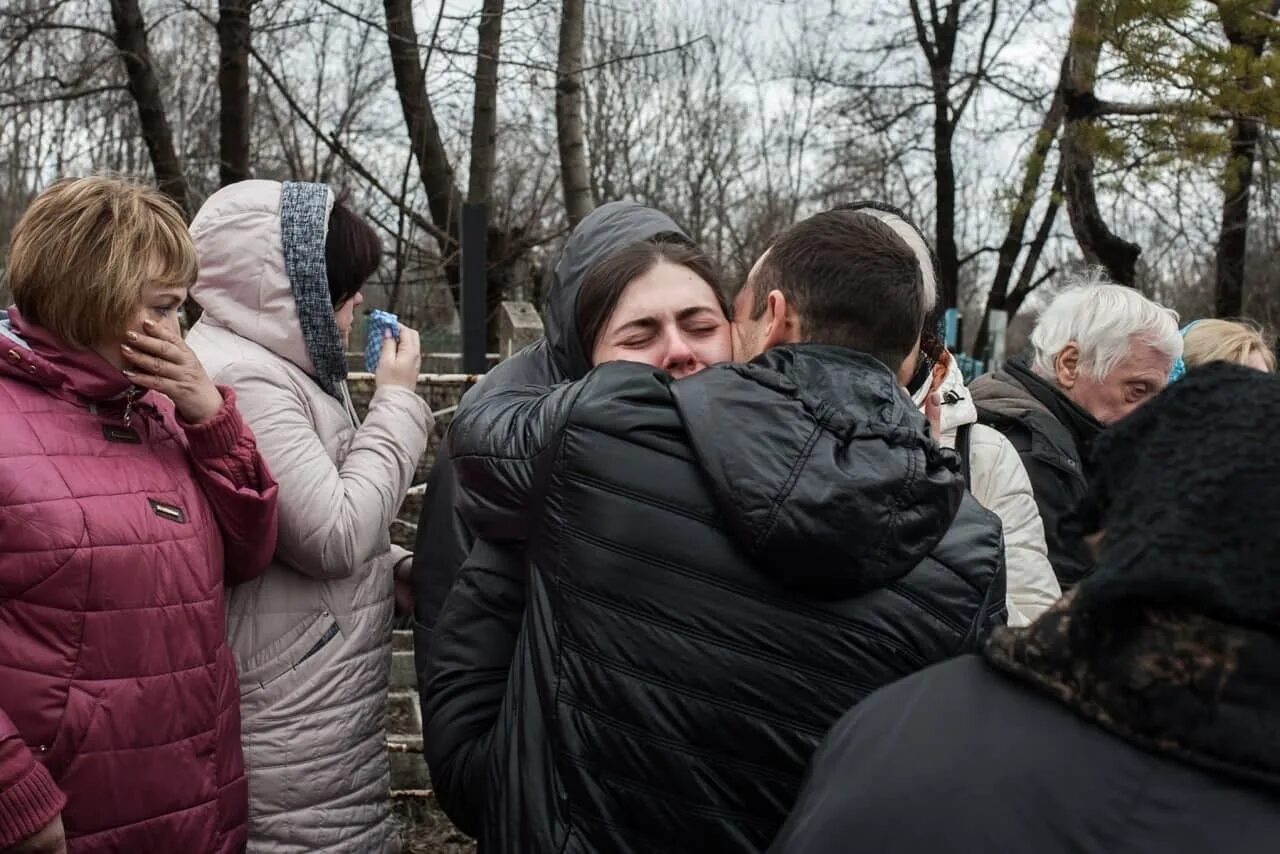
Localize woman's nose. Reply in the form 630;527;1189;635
663;334;698;377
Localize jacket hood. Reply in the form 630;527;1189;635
544;201;689;378
968;357;1050;421
670;345;966;597
0;306;142;404
936;353;977;442
189;179;346;397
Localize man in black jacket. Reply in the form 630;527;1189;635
432;208;1006;853
970;277;1180;588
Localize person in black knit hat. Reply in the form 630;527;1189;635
770;362;1280;854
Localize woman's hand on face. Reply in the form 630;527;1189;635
121;319;224;424
374;326;421;390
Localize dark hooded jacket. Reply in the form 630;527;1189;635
415;203;693;831
969;357;1102;588
769;363;1280;854
441;345;1006;853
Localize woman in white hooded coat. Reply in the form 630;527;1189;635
186;180;432;853
847;201;1061;626
918;350;1062;625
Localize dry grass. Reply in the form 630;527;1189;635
395;796;477;854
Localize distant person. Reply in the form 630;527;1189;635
187;180;431;853
849;201;1059;625
970;277;1180;588
0;176;278;853
770;363;1280;854
439;208;1004;852
1170;317;1275;378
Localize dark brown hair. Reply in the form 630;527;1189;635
575;235;727;362
325;201;382;307
742;209;925;371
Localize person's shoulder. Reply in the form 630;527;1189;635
568;361;678;422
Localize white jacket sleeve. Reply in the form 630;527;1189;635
221;362;432;580
968;424;1062;626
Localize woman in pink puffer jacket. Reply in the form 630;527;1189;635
0;177;279;853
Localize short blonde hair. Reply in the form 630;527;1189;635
1183;318;1276;373
6;176;196;347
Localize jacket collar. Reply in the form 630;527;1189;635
0;306;144;405
1004;357;1103;464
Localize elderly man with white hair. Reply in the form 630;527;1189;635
970;275;1181;589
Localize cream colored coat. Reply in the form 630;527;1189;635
187;180;431;854
935;359;1062;626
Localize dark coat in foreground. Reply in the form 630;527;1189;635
771;363;1280;854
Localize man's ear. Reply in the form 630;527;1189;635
761;290;802;350
1055;343;1081;389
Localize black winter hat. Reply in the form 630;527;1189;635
1077;361;1280;631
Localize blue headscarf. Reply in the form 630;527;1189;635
1167;320;1204;383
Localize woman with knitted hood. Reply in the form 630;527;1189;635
185;180;432;853
846;202;1060;625
770;362;1280;854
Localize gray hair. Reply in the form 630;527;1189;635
1029;270;1182;380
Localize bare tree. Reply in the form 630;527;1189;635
109;0;193;215
383;0;464;261
468;0;504;206
1214;0;1280;316
217;0;256;186
1059;0;1141;285
557;0;593;226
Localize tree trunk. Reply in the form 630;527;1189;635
216;0;254;186
1213;1;1277;317
468;0;508;351
987;59;1067;307
109;0;192;216
1215;118;1260;317
933;108;959;310
468;0;504;205
557;0;594;227
383;0;464;257
1060;0;1140;285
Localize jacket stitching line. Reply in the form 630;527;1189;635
559;525;929;654
557;576;879;694
556;749;780;829
559;635;827;737
556;691;803;785
754;421;823;553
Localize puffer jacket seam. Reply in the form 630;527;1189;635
565;522;936;655
561;525;921;654
754;422;822;552
565;805;693;854
884;579;969;638
555;691;800;785
558;576;880;694
564;469;717;526
560;635;827;737
557;750;779;828
550;429;575;852
877;433;918;568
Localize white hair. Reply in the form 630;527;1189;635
1029;270;1182;380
